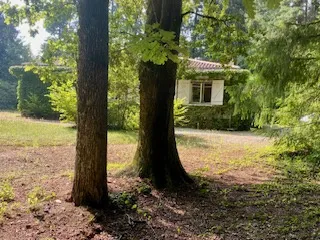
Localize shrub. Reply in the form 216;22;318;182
10;67;58;119
48;80;77;122
182;105;251;130
174;98;189;126
0;79;18;109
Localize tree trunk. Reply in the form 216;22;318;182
72;0;109;207
134;0;192;188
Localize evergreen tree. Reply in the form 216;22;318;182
0;13;30;109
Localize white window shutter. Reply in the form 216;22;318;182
211;80;224;105
176;80;191;104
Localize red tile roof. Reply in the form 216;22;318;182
188;58;240;71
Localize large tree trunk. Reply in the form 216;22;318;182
134;0;192;188
72;0;109;207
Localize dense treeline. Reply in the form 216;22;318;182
0;13;30;109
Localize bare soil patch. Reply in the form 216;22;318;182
0;131;319;240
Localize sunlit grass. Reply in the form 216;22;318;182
0;118;76;147
0;112;210;147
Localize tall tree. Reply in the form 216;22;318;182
134;0;193;188
72;0;109;207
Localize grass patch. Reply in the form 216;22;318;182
107;162;128;172
61;170;74;181
0;112;212;147
0;119;76;146
0;181;15;221
108;130;137;144
0;181;15;202
27;186;56;212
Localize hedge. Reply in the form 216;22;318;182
10;67;59;119
181;105;251;130
0;79;18;109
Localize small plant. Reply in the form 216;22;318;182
110;191;137;209
61;170;74;181
27;186;56;211
174;98;189;126
0;181;15;202
137;183;152;195
0;202;8;221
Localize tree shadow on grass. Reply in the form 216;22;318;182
85;175;320;240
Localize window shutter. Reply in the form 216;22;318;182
211;80;224;105
176;80;191;104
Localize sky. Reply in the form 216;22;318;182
8;0;49;56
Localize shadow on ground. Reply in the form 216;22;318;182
85;175;320;240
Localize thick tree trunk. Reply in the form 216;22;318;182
72;0;109;207
134;0;192;188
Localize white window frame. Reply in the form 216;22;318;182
191;82;212;104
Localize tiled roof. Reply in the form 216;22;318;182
188;58;240;71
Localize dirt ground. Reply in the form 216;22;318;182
0;130;319;240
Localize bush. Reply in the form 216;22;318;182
10;67;58;119
174;98;189;126
182;105;251;130
0;79;18;109
48;80;77;122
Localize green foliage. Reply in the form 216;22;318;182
137;183;152;195
10;68;58;119
0;181;14;221
272;81;320;171
110;191;137;209
130;23;186;64
242;0;282;18
229;0;320;170
27;186;56;211
48;79;77;122
183;105;251;130
0;80;18;109
0;13;30;109
24;93;55;119
0;202;8;221
174;98;189;126
0;181;14;202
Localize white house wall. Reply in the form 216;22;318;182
176;80;191;104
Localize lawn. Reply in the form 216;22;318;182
0;112;319;240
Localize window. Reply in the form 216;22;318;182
192;82;212;103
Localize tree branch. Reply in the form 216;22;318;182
181;11;231;23
286;20;320;27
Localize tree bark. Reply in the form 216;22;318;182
72;0;109;207
134;0;192;188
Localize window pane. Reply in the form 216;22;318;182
203;83;212;103
192;83;201;103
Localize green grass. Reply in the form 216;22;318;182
0;112;208;147
0;119;76;146
108;130;137;144
0;112;138;146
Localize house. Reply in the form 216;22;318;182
176;58;251;130
176;58;241;106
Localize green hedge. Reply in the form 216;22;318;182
0;79;18;109
181;105;251;130
10;67;58;119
